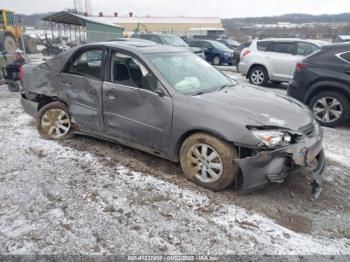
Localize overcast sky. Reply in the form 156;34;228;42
3;0;350;18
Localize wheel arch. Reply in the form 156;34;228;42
35;94;69;111
247;63;270;79
304;81;350;104
173;128;234;163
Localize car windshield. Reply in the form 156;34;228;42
162;35;189;47
211;41;232;51
147;52;233;95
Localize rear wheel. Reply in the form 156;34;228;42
309;91;350;127
249;66;269;86
180;133;239;191
36;102;72;140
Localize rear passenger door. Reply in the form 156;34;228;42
266;41;296;81
59;47;105;131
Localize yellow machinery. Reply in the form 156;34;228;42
0;9;36;53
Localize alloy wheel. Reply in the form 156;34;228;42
312;97;343;123
40;108;71;139
251;69;265;85
186;143;223;184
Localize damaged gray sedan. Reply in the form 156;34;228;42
19;41;325;197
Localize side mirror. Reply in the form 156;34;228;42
155;81;166;97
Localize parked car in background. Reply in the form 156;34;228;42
289;43;350;127
131;33;205;58
232;41;251;66
239;38;327;86
217;38;240;50
18;41;325;197
187;39;234;65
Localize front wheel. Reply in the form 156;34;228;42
36;102;72;140
309;91;350;127
180;133;239;191
249;66;269;86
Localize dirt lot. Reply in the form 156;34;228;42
0;73;350;255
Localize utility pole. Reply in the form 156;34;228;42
84;0;92;15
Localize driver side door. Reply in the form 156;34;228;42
102;51;173;154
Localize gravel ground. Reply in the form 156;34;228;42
0;69;350;255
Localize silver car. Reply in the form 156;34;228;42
239;38;327;86
19;41;325;197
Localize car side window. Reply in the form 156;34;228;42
268;42;296;55
202;42;212;49
110;52;157;92
257;41;273;51
142;35;162;44
66;49;103;79
296;42;319;56
189;41;202;48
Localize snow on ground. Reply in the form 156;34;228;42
1;68;350;255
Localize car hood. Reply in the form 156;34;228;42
196;85;314;131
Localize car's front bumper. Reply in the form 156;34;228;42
235;131;325;199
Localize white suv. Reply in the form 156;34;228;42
238;38;327;86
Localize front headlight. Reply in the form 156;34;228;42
251;130;292;148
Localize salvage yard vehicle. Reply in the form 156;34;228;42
132;32;205;59
238;38;327;86
289;43;350;127
19;41;325;197
187;39;234;65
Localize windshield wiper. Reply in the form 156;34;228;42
216;84;235;92
192;91;205;96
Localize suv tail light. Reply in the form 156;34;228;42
241;50;251;59
296;62;309;72
19;65;23;81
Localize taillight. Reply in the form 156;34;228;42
296;63;309;72
19;65;23;81
242;50;251;58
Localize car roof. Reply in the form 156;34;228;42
255;38;329;46
83;41;190;54
134;32;180;37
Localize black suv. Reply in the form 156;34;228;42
288;43;350;127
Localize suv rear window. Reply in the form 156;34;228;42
268;42;296;54
257;41;273;51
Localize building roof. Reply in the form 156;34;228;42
88;16;221;25
42;11;124;29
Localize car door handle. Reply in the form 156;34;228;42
106;90;119;100
62;80;72;87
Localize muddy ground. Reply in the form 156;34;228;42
0;77;350;255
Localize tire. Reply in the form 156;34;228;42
36;102;73;140
1;33;17;53
180;133;239;191
7;81;20;92
213;56;222;66
309;91;350;127
23;35;37;54
249;66;269;86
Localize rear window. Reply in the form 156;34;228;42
257;41;273;51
